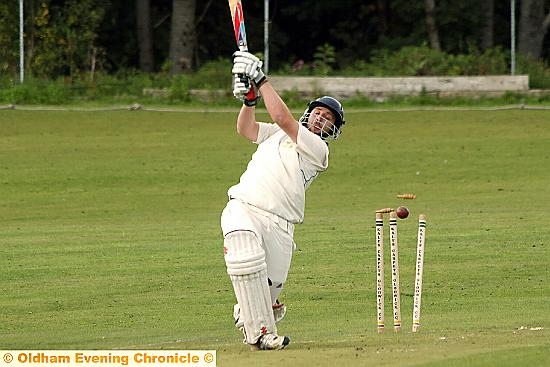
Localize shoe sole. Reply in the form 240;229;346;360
280;336;290;349
254;336;290;351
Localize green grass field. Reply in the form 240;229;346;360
1;107;549;366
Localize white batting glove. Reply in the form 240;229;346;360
232;74;260;107
232;51;267;86
233;74;251;100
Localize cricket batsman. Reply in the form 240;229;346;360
221;51;346;350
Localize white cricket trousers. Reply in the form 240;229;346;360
221;199;296;293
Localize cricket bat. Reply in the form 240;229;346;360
228;0;256;100
228;0;248;51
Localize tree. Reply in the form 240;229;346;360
424;0;441;50
480;0;494;50
136;0;154;72
26;0;105;78
1;0;550;78
0;2;18;76
518;0;550;59
169;0;196;74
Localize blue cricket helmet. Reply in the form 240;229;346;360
307;96;345;129
300;96;346;140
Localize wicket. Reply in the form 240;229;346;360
412;214;427;332
389;211;401;332
375;212;384;333
375;210;427;333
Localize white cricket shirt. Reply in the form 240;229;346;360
227;122;329;224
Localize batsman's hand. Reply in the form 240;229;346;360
232;51;267;86
232;74;260;107
233;74;250;100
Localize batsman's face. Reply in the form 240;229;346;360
307;107;336;136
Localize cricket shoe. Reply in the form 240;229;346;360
256;333;290;350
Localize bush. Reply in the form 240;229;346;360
517;55;550;89
345;45;509;77
312;44;336;76
188;58;232;89
0;78;70;104
369;45;451;76
1;46;549;105
169;74;190;101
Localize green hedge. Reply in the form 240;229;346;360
0;47;549;105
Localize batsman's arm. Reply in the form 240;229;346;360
257;81;299;143
236;104;260;142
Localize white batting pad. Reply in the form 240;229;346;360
224;230;266;275
230;270;277;344
224;230;276;344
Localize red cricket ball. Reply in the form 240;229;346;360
396;206;409;219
